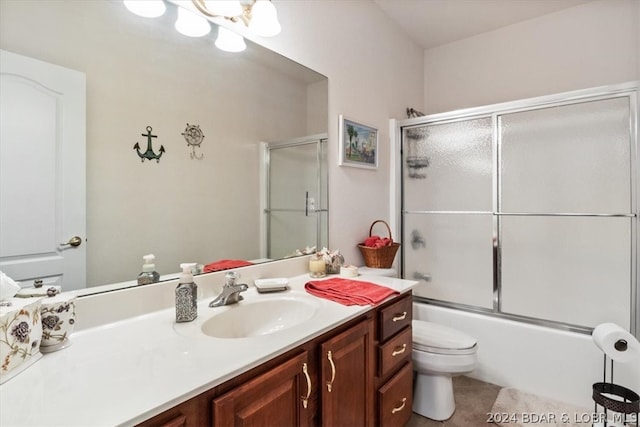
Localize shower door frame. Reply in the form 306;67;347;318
261;134;328;260
391;81;639;336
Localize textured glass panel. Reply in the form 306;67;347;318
268;211;321;259
500;97;631;213
500;216;631;328
270;143;318;210
403;117;493;212
403;213;494;308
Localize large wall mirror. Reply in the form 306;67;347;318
0;0;328;292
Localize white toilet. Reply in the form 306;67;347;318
412;320;478;421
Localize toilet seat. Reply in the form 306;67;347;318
413;342;477;355
412;320;477;355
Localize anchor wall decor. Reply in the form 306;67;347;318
181;123;204;160
134;126;165;163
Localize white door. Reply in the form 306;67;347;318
0;49;86;291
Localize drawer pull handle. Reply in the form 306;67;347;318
392;398;407;414
326;350;335;392
391;344;407;357
392;312;407;322
301;362;311;409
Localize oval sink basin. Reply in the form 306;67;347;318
201;296;319;339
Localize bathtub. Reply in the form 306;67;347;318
413;302;640;409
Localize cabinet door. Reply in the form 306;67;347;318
213;351;311;427
320;319;374;427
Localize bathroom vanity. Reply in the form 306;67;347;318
0;260;416;427
139;291;413;427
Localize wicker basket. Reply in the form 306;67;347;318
357;220;400;268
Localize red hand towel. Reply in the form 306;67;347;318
203;259;253;273
305;277;399;306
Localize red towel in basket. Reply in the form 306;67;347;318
203;259;253;273
305;277;399;306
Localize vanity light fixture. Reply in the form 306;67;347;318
123;0;167;18
215;26;247;52
193;0;281;38
123;1;281;52
246;0;281;37
175;4;211;37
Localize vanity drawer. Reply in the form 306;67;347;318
378;326;412;377
378;362;413;427
378;293;412;342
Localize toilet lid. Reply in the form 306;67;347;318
412;320;477;351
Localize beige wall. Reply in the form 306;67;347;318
246;1;425;265
254;0;638;264
423;0;639;113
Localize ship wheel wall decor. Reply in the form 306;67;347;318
182;123;204;160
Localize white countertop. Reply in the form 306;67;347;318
0;274;416;427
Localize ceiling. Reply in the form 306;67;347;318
373;0;595;49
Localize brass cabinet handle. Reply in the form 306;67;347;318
391;398;407;414
392;311;407;322
301;362;311;409
326;350;335;392
60;236;82;247
391;344;407;357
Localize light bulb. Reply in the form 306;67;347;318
123;0;166;18
215;26;246;52
248;0;281;37
203;0;243;17
175;6;211;37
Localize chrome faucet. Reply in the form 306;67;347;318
209;271;248;307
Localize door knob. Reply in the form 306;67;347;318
60;236;82;247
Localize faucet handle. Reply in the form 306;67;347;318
225;271;240;286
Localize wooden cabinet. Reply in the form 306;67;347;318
378;362;413;427
136;390;213;427
137;292;414;427
320;319;374;427
213;351;311;427
376;292;413;427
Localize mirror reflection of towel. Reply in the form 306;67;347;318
203;259;253;273
305;278;398;306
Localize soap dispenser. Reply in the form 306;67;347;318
175;262;197;323
138;254;160;285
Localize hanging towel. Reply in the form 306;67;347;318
305;277;399;306
203;259;253;273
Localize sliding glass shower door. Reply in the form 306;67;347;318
498;97;632;329
400;84;638;333
402;117;494;309
264;135;328;259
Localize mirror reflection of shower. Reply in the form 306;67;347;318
261;135;328;260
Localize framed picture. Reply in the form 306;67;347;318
338;115;378;169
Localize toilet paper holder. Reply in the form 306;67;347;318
592;334;639;426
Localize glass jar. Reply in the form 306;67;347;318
326;253;345;274
308;254;326;278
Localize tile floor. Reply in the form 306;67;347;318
406;376;502;427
